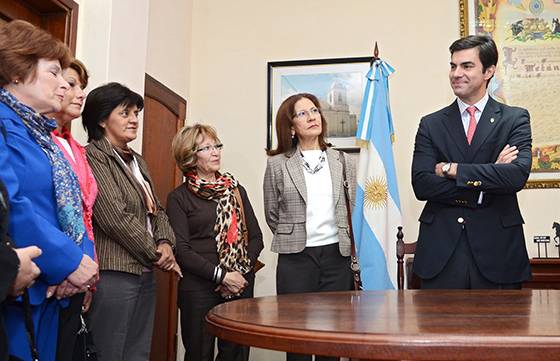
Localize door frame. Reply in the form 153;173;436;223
144;74;186;189
143;73;186;361
0;0;78;54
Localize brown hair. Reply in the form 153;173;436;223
68;58;89;89
266;93;330;156
0;20;72;87
172;123;220;174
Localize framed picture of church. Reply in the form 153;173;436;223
267;56;372;151
459;0;560;189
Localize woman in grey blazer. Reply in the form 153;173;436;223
263;93;356;361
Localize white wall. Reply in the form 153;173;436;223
72;0;150;152
146;0;192;99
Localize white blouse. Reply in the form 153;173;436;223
301;150;339;248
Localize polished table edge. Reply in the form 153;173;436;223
207;313;560;360
206;290;560;361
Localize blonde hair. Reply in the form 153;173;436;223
172;123;220;174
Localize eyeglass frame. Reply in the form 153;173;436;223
196;143;224;153
292;107;321;121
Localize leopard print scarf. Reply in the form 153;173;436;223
186;171;250;274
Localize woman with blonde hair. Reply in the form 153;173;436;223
167;123;263;361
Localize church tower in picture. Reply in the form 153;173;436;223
322;80;357;138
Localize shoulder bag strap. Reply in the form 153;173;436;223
339;151;362;290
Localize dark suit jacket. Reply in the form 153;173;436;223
411;97;532;284
0;180;18;361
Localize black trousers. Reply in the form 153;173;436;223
420;231;522;289
56;293;85;361
178;277;254;361
276;243;352;361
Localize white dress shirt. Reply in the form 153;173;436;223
456;92;489;134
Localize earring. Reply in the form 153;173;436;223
291;133;295;139
13;79;19;84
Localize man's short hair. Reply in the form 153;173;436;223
449;35;498;72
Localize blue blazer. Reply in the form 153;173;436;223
411;97;532;284
0;101;93;361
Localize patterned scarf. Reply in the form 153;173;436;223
186;171;250;274
0;88;85;245
52;127;99;242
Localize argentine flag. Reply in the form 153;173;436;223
353;59;402;290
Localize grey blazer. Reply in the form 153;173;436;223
263;147;356;256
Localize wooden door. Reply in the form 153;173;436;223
0;0;78;54
142;74;186;361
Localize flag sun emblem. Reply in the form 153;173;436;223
364;177;388;209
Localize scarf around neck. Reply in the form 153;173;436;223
0;88;85;245
52;127;98;242
186;171;250;274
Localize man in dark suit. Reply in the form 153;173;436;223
0;179;42;361
411;35;532;289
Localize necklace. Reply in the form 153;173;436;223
300;149;326;175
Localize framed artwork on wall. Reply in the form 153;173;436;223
460;0;560;189
266;57;372;152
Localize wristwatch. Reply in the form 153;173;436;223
442;162;452;177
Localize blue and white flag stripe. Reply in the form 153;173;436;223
357;61;395;141
353;59;402;290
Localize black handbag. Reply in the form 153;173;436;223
73;315;97;361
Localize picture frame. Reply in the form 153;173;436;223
266;57;373;152
459;0;560;189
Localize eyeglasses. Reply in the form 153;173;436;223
196;143;223;153
293;107;320;121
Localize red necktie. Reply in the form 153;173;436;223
466;106;477;145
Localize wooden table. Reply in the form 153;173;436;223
525;259;560;289
206;290;560;360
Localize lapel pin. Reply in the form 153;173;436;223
490;118;495;123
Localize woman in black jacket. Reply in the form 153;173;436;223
167;123;263;361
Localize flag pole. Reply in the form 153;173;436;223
355;42;401;290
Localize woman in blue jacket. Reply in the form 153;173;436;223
0;20;98;361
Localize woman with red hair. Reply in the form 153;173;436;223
0;20;98;361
